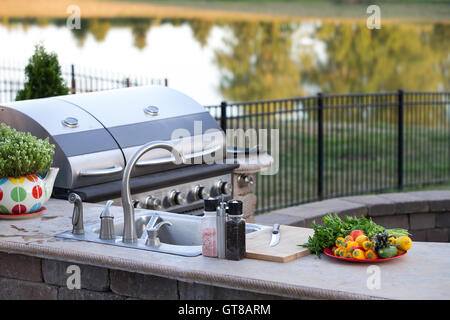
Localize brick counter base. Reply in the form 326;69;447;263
0;252;288;300
256;190;450;243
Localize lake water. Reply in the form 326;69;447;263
0;17;448;105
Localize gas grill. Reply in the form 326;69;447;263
1;86;237;214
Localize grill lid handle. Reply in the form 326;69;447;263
135;144;221;167
79;165;123;177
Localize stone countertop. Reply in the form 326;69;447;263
232;152;273;174
0;199;449;300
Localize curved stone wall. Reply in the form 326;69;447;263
255;190;450;242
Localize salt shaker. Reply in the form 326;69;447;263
201;197;219;257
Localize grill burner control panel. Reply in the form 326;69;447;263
129;174;233;214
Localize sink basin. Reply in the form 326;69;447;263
55;209;270;257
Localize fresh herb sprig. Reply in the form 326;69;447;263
0;123;55;177
299;213;408;257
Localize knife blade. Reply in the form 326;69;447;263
269;224;280;247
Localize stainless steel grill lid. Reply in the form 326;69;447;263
1;86;224;189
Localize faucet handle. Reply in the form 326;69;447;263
148;220;172;232
147;214;160;230
100;200;114;218
99;200;115;240
145;221;172;247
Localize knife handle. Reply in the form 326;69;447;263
273;224;280;234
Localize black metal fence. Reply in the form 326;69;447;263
206;90;450;214
0;63;168;103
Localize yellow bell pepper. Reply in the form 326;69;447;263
335;237;346;247
365;250;378;259
356;235;369;246
352;249;365;260
344;251;353;259
389;236;397;245
362;241;373;250
344;241;358;250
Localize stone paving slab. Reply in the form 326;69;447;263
257;192;447;227
409;213;436;230
256;198;367;227
0;252;43;282
58;287;126;300
371;214;410;230
339;194;396;217
407;191;450;212
255;212;306;227
376;193;429;214
42;259;110;292
0;277;58;300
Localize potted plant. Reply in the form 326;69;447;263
0;123;58;216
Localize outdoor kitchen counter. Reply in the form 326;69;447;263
0;199;449;300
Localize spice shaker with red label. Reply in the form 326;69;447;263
201;197;219;257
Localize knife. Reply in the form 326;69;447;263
269;224;281;247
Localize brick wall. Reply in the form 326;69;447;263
0;252;287;300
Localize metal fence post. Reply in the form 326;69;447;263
397;89;404;190
318;93;324;200
71;64;76;94
220;101;227;131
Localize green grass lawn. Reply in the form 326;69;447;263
227;119;450;213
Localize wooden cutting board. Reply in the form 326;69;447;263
245;225;314;263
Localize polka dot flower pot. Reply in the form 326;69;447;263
0;168;59;215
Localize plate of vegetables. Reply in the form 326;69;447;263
299;214;413;262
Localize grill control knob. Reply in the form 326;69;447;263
144;196;162;210
216;180;232;195
193;185;210;200
237;174;254;188
169;190;187;206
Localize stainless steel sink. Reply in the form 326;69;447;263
56;209;270;257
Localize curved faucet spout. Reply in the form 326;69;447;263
121;141;185;244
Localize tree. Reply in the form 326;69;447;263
215;21;303;102
89;19;111;42
299;23;445;94
298;23;449;125
189;19;214;47
16;44;69;101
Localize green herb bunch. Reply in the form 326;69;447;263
0;123;55;177
299;213;409;257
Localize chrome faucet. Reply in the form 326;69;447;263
121;141;185;244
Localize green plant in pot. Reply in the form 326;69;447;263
0;123;58;215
